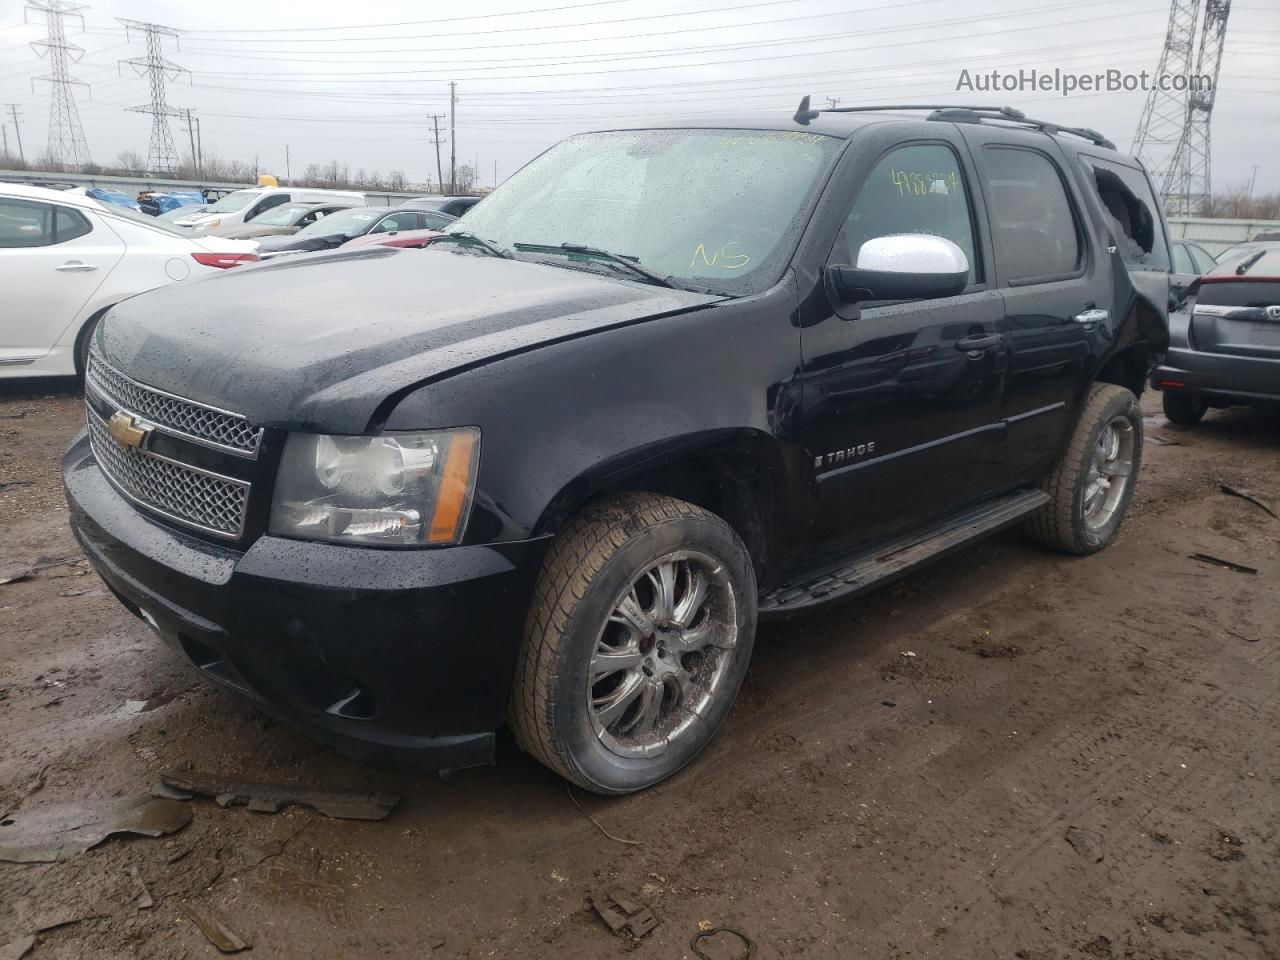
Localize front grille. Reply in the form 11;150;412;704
87;351;262;457
88;406;250;540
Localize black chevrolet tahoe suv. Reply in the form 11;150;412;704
64;103;1171;794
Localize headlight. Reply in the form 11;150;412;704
269;429;479;546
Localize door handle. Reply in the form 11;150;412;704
1073;308;1108;324
955;333;1001;352
56;261;98;272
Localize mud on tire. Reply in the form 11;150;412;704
1026;383;1143;555
508;492;757;795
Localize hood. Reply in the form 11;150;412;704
97;246;724;434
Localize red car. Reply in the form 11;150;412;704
339;228;445;251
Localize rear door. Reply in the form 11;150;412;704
961;129;1111;483
0;198;124;365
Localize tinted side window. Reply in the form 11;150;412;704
55;207;92;243
985;147;1081;284
0;198;54;247
843;143;979;283
423;213;454;230
248;194;290;219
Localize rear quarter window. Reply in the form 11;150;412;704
1081;155;1170;272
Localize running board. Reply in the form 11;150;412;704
759;489;1049;616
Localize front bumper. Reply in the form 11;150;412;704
63;429;547;769
1151;346;1280;405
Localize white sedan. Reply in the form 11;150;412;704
0;184;260;379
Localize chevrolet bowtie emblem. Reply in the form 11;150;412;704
106;411;149;450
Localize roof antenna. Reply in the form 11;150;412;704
793;95;821;126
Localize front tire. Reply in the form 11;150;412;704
509;493;757;794
1162;391;1208;425
1027;383;1142;555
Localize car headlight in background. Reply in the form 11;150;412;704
269;429;480;546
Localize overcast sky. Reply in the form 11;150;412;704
1;0;1277;192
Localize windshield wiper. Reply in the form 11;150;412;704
514;242;678;289
434;231;513;258
1235;249;1267;275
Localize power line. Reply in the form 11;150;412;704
166;0;810;44
184;0;628;34
26;0;92;167
117;18;188;174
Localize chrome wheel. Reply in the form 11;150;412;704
1083;415;1135;531
588;550;738;759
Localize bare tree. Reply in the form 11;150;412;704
1197;184;1280;220
115;150;146;175
454;163;476;194
386;169;406;191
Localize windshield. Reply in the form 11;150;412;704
254;203;315;226
205;190;260;214
293;206;378;239
450;128;841;294
158;205;205;222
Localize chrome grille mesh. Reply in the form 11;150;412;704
88;407;250;539
87;352;261;456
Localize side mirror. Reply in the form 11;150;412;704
831;235;969;303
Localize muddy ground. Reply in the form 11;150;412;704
0;378;1276;960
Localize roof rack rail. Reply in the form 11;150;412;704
792;96;1115;150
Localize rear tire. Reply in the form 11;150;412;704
1162;391;1208;425
1027;383;1142;555
509;492;756;795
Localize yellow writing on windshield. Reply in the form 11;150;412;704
690;242;751;271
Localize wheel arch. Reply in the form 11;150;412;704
1093;294;1169;398
531;429;787;586
71;302;118;378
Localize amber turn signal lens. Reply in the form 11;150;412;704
428;430;480;544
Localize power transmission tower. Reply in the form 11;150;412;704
825;97;842;109
449;82;457;195
6;104;26;164
26;1;92;169
1132;0;1232;215
429;113;445;193
118;19;189;176
1163;0;1231;214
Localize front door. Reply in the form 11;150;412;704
0;198;123;365
798;138;1007;554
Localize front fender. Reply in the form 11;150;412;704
381;279;803;552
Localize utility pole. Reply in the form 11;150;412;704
6;105;25;164
285;144;290;182
429;114;445;193
26;0;93;168
181;107;197;174
449;81;457;195
825;97;842;108
1247;164;1259;198
118;18;189;176
194;115;202;175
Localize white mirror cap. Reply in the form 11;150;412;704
856;234;969;276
